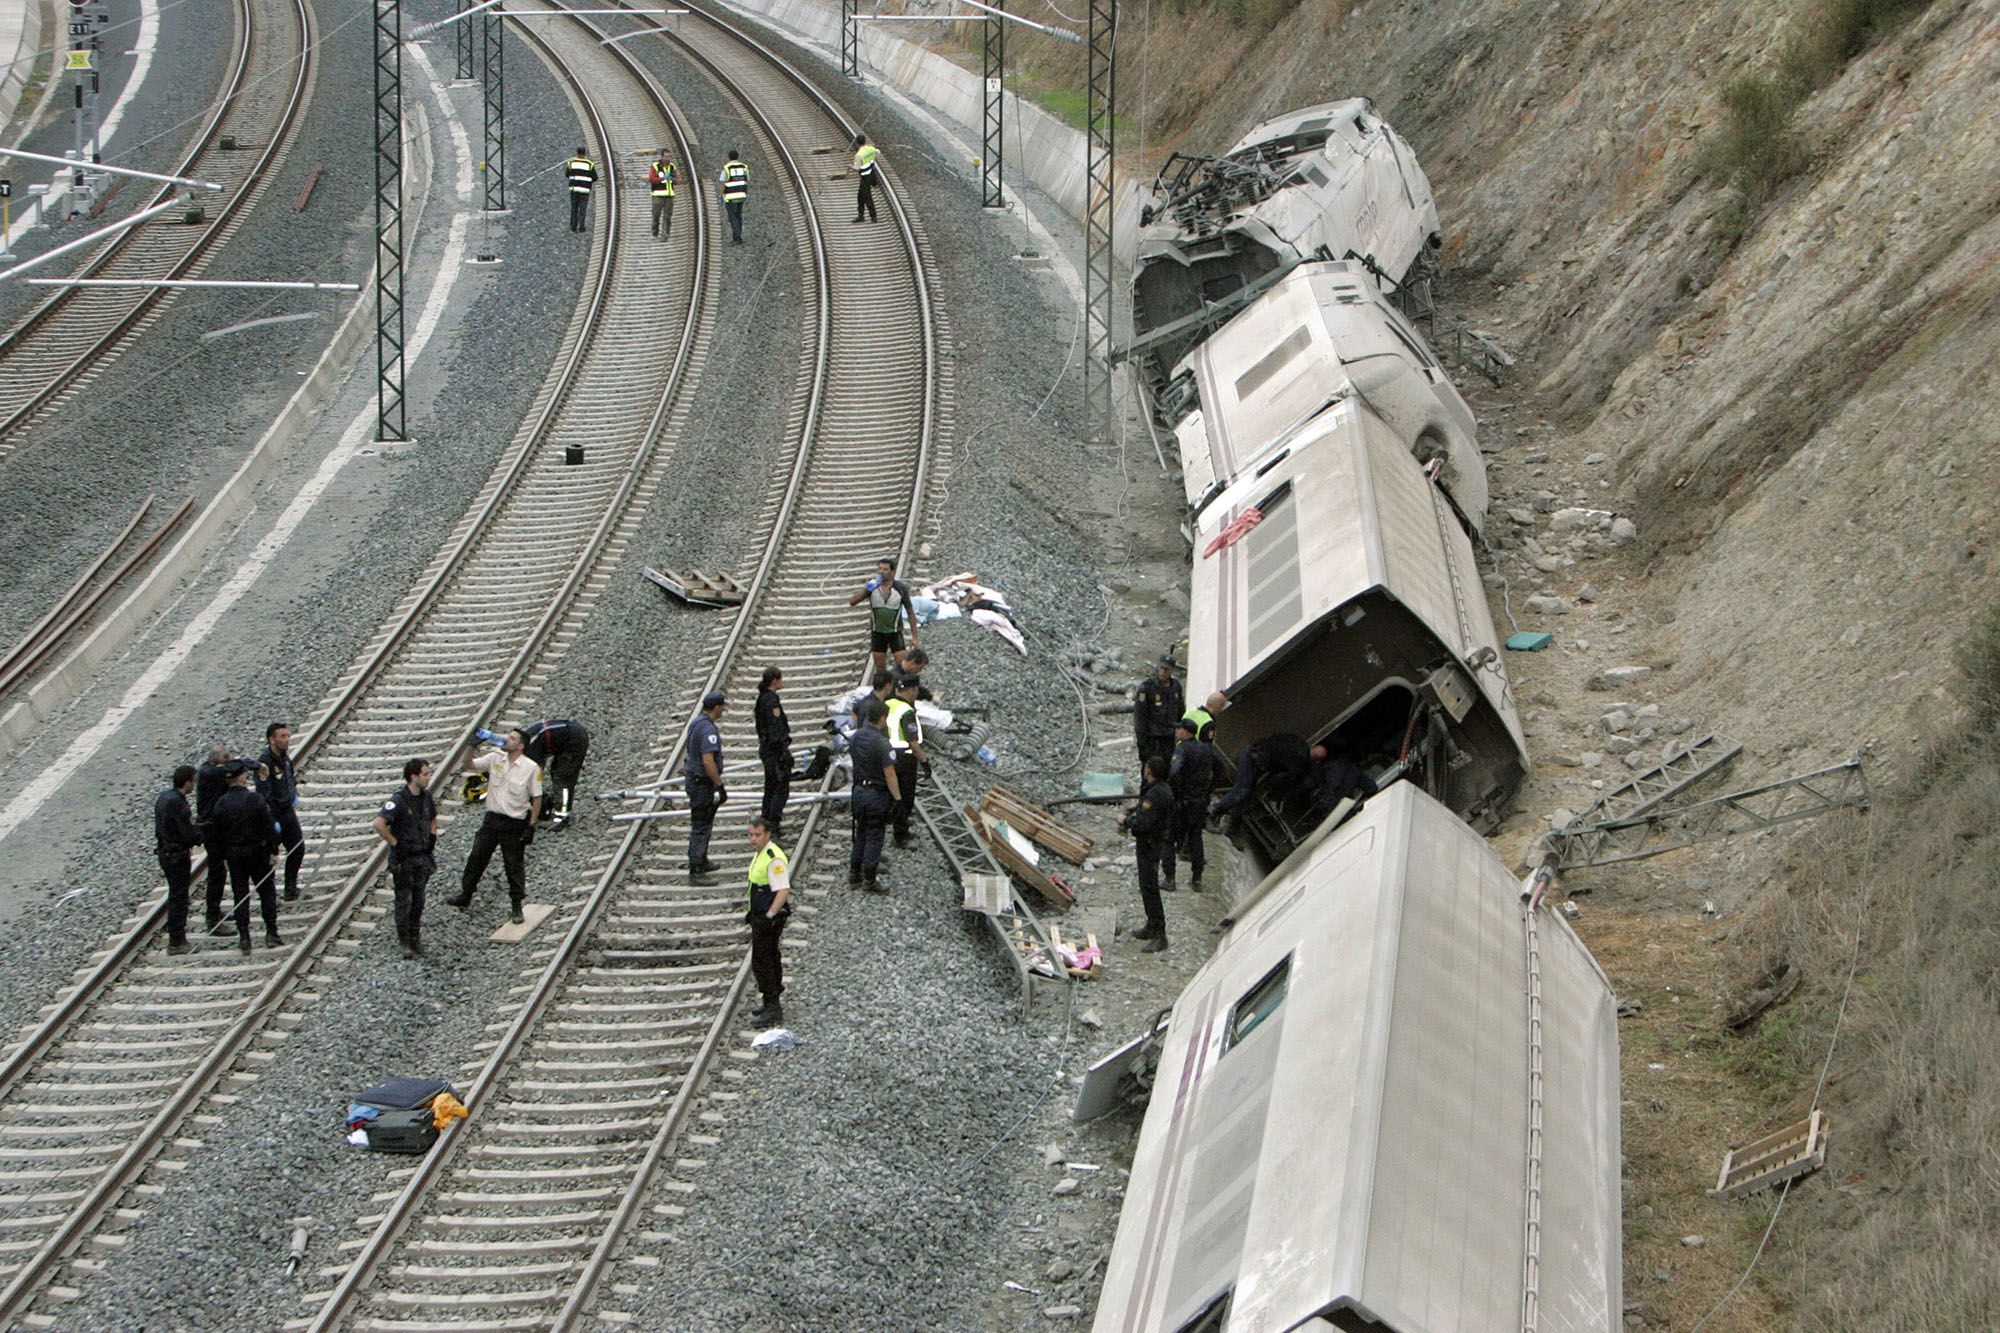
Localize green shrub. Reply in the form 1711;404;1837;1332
1701;73;1808;205
1951;603;2000;735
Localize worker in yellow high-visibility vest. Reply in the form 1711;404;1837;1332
851;133;880;224
718;151;749;244
565;148;597;233
646;149;677;240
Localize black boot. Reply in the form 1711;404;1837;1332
509;902;526;925
167;938;194;956
848;866;863;887
446;891;472;910
1141;936;1168;953
265;927;284;948
752;1000;783;1029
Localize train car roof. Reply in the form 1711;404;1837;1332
1223;98;1378;157
1186;398;1522;751
1093;782;1622;1333
1172;261;1485;526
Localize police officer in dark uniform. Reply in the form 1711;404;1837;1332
846;699;900;892
1133;656;1185;782
1166;716;1220;890
1303;743;1376;828
374;757;439;959
1118;756;1174;952
685;693;727;884
744;817;792;1028
754;667;791;834
520;719;589;827
210;760;281;953
195;744;233;933
154;764;200;954
256;722;306;901
1208;731;1314;836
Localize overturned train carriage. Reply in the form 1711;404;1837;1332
1093;783;1623;1333
1189;397;1526;861
1168;260;1488;538
1127;100;1441;419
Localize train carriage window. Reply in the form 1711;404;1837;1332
1233;325;1313;402
1223;956;1293;1054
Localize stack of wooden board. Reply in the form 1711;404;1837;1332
645;566;746;607
966;785;1092;910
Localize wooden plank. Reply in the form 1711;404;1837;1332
488;903;556;944
1710;1110;1829;1199
979;785;1094;864
294;162;324;212
965;805;1075;910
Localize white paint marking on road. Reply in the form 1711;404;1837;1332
0;71;478;850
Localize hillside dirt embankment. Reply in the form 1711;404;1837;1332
1002;0;1998;1326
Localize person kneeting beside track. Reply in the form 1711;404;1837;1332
744;817;792;1029
520;718;590;827
375;758;439;959
153;764;200;954
452;729;541;924
209;760;282;954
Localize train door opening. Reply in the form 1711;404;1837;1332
1239;683;1417;862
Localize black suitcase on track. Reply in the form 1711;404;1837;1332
363;1105;440;1155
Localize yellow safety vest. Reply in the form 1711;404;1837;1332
566;158;596;194
720;160;749;202
748;842;788;885
1182;705;1213;740
853;144;879;177
649;161;676;197
885;698;921;752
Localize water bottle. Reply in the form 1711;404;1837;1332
474;727;506;748
974;744;998;766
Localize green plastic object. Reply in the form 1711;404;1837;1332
1080;772;1128;799
1507;631;1554;652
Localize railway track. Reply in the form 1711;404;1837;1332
0;18;717;1323
297;5;941;1327
0;0;313;451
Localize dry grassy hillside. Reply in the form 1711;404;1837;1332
993;0;1998;1325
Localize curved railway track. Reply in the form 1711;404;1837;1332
298;5;940;1327
0;0;313;451
0;19;717;1323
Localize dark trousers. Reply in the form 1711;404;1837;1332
684;776;718;868
855;175;876;222
462;811;530;906
203;834;228;920
570;191;589;231
651;194;674;237
392;854;434;942
891;754;918;839
545;734;589;818
748;911;787;1004
1209;747;1259;827
725;199;744;242
1165;803;1207;885
849;786;892;874
760;747;791;825
274;805;306;897
1135;836;1167;937
225;849;278;938
158;850;193;943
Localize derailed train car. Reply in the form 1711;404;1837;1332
1092;783;1622;1333
1188;395;1526;862
1165;260;1488;538
1127;100;1441;418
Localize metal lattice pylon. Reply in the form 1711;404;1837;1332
841;0;859;78
455;0;474;80
981;3;1005;208
1083;0;1116;442
373;0;405;442
482;8;506;211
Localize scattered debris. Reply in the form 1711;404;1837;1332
1616;998;1643;1018
1052;1177;1081;1196
1724;962;1801;1032
1681;1235;1706;1248
1045;1259;1076;1281
1506;631;1554;651
980;785;1095;863
1042;1144;1064;1166
644;566;744;607
751;1028;798;1050
1044;1306;1083;1320
1003;1280;1044;1297
1076;1009;1103;1030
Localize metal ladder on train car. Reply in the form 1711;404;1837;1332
913;766;1072;1019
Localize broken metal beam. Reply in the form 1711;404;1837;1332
1565;733;1744;830
1552;757;1870;870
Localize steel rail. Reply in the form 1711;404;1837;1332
0;24;712;1324
305;2;938;1325
0;495;191;700
0;495;154;684
0;0;315;447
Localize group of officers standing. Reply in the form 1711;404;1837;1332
559;132;884;246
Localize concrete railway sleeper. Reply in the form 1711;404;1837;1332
298;3;941;1328
0;17;717;1325
0;0;317;451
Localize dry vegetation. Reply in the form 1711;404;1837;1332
1726;604;2000;1327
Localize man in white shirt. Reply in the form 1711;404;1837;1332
449;728;542;924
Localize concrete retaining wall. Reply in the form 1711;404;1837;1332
0;103;437;750
0;0;48;134
726;0;1144;263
